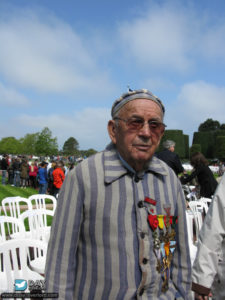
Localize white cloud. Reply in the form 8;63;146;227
177;81;225;120
0;8;115;95
0;82;30;106
117;1;225;72
14;107;111;151
118;2;194;72
166;81;225;141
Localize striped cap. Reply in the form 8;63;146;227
111;89;165;117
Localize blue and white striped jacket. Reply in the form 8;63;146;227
45;143;192;299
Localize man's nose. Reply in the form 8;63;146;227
138;122;152;137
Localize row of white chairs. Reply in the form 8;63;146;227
1;194;57;219
0;210;53;285
0;194;56;242
0;209;54;243
186;197;212;265
0;195;57;295
0;238;47;294
0;194;56;241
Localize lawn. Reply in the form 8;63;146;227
0;181;38;204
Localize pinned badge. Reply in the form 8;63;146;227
144;197;156;206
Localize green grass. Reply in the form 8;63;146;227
0;181;38;204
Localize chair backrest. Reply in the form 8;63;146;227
189;200;208;214
0;216;26;242
26;238;48;267
197;200;209;214
185;211;198;265
0;239;45;292
188;201;204;240
188;201;199;212
28;194;57;212
19;209;54;242
2;196;32;219
199;197;212;205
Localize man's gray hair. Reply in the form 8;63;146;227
163;140;175;149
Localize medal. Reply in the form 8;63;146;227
145;200;178;293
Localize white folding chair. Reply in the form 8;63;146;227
185;211;198;265
189;200;208;215
0;239;44;293
2;196;32;219
199;197;212;208
188;201;204;241
28;194;57;212
0;216;26;242
19;209;54;243
196;200;209;215
28;240;48;275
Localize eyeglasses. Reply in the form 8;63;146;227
114;117;166;132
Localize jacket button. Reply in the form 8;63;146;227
134;176;139;182
138;201;143;208
140;232;145;239
139;288;144;296
142;258;148;264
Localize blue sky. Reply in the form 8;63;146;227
1;0;225;151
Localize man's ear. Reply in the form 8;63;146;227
161;126;165;138
107;120;117;144
157;127;165;148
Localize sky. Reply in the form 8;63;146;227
1;0;225;151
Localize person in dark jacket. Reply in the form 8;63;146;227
155;140;184;176
180;152;218;199
1;154;9;185
47;161;56;195
8;157;15;185
13;157;21;187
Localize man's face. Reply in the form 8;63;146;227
108;99;165;171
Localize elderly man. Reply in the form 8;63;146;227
156;140;184;176
45;89;192;299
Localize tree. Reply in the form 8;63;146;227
0;137;22;154
20;133;39;155
35;127;58;156
198;118;220;132
62;137;79;156
190;144;201;157
220;123;225;130
80;148;97;158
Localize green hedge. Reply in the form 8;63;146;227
184;134;189;158
157;130;188;158
215;136;225;160
192;130;225;158
190;144;201;156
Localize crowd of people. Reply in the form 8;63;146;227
0;154;74;196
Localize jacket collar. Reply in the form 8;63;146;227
104;143;168;184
